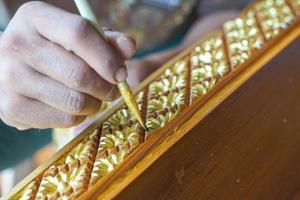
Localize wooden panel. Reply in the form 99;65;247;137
115;39;300;200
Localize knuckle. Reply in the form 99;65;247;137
102;57;115;70
71;17;92;41
2;97;21;118
0;115;16;128
68;62;90;88
16;2;33;16
0;33;25;51
17;1;42;16
0;62;17;85
66;91;87;113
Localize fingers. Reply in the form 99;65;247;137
17;35;119;101
16;67;102;116
0;1;139;129
0;113;30;131
104;30;136;59
0;1;135;100
0;51;95;129
0;95;30;131
0;113;29;130
22;1;131;84
0;89;85;129
0;50;103;115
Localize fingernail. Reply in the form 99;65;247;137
115;67;128;82
117;35;136;58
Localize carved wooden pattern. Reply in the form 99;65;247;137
8;0;300;199
224;9;264;67
146;59;188;132
191;36;229;100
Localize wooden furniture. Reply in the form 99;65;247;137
4;0;300;199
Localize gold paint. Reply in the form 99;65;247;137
11;179;40;200
146;59;188;132
146;112;177;130
34;130;100;200
255;0;295;39
89;92;143;185
117;81;146;129
191;37;230;99
224;10;264;68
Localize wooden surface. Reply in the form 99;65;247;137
115;38;300;200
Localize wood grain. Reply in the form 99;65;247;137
115;38;300;200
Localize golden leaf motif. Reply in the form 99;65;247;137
149;75;186;97
256;0;295;39
148;92;185;113
103;109;131;129
224;10;265;67
146;112;177;130
34;130;100;199
100;127;139;150
90;128;140;184
192;80;217;98
91;150;127;178
191;37;229;99
165;59;187;76
146;58;188;133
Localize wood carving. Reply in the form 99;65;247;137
4;0;300;199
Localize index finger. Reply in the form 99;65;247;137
22;1;128;84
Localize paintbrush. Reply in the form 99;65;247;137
74;0;146;130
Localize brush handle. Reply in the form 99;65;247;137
74;0;106;40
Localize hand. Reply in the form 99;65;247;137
0;1;136;130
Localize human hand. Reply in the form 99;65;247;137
0;1;136;130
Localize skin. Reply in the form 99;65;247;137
0;1;135;130
0;1;238;130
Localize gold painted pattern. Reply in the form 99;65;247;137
10;0;299;199
255;0;295;39
11;178;41;200
146;59;188;131
35;129;100;199
89;92;144;185
190;36;230;99
224;9;265;67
